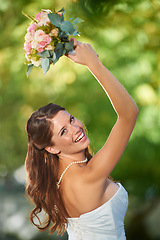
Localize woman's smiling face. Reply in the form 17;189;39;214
50;110;90;159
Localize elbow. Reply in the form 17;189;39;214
119;104;139;122
133;104;139;117
127;105;139;121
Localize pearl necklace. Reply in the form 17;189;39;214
57;158;88;189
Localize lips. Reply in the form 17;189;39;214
75;131;85;143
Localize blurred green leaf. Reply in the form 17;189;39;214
72;17;84;25
41;58;50;74
26;64;34;77
54;42;64;59
37;50;51;58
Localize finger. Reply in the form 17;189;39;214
69;37;78;47
65;53;77;63
69;38;82;48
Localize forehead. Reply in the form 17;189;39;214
51;110;70;132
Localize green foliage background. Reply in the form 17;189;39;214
0;0;160;239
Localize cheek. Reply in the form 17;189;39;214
58;136;73;147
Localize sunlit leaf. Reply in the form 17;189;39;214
72;17;84;25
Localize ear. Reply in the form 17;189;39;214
45;146;60;154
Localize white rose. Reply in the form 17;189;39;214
25;32;34;41
31;40;38;49
50;28;59;37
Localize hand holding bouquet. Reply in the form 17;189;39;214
23;8;83;77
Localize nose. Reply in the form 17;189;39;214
70;124;81;134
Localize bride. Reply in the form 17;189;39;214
25;38;139;239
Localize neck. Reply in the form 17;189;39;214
58;154;86;172
58;153;86;163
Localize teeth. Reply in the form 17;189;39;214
75;132;84;142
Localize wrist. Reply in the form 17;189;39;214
86;58;103;72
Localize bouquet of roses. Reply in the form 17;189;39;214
23;8;83;77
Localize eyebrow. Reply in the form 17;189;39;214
58;114;72;136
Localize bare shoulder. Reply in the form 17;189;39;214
61;167;120;217
60;164;105;217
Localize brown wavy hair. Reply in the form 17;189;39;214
25;103;92;235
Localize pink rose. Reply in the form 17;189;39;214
25;32;34;41
35;11;50;26
37;47;44;52
34;30;45;42
27;24;37;32
38;41;47;48
35;12;42;22
24;41;32;52
44;35;52;44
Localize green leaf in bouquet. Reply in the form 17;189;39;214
72;30;79;36
41;58;50;75
55;42;63;51
58;30;68;39
72;17;84;25
51;51;58;64
61;36;69;42
61;13;64;22
55;43;64;59
60;21;75;35
64;41;74;51
57;8;65;21
47;50;53;58
37;50;51;58
48;13;61;27
73;24;78;31
26;64;34;77
63;49;67;55
56;48;64;59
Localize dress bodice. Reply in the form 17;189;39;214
67;183;128;240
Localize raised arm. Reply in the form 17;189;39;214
67;39;139;182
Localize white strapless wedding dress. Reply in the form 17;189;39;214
67;183;128;240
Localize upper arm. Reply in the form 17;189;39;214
84;113;138;183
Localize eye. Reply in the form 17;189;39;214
70;115;75;123
60;128;67;136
